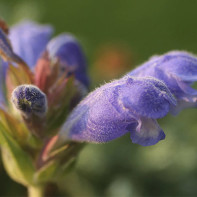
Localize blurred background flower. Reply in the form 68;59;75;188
1;0;197;196
92;43;134;83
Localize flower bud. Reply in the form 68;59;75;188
11;85;47;118
47;34;89;87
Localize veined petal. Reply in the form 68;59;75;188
9;20;54;68
47;34;89;87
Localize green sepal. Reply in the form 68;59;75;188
0;121;35;186
8;63;33;85
46;76;77;133
6;63;33;102
33;161;58;184
0;109;29;142
0;109;41;149
53;158;77;182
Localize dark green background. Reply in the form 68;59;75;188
1;0;197;196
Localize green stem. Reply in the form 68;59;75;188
28;185;45;197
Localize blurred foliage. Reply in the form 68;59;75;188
1;0;197;196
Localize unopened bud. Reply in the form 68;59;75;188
11;85;47;118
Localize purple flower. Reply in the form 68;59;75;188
9;20;54;68
7;20;89;87
0;27;20;106
0;20;53;105
59;76;176;146
128;51;197;114
47;34;89;87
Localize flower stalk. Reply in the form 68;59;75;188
28;185;45;197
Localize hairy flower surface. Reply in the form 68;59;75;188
59;76;176;146
128;51;197;114
11;85;47;118
1;19;197;196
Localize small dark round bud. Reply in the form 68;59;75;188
11;85;47;117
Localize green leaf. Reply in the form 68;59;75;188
0;109;29;143
6;63;33;100
53;158;77;182
0;110;41;149
0;121;35;186
33;161;58;184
